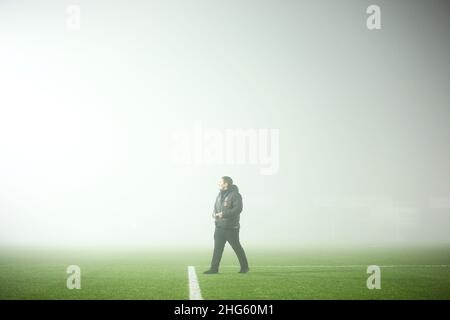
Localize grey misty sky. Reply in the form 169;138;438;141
0;0;449;247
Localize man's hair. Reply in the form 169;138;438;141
222;176;233;186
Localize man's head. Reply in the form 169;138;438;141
218;176;233;190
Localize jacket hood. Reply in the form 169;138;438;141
229;184;239;192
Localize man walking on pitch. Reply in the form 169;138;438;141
204;176;250;274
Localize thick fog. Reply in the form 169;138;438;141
0;0;449;248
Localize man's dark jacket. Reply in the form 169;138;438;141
213;185;243;229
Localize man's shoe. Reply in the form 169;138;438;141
238;267;249;274
203;269;219;274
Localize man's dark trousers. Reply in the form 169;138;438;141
210;226;249;271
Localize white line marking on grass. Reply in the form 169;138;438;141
187;266;203;300
197;265;450;268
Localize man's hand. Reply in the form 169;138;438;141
215;212;223;219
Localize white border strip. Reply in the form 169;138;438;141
187;266;203;300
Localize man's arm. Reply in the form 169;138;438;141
222;193;243;219
212;202;217;218
213;195;226;219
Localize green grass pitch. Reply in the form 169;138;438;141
0;247;449;299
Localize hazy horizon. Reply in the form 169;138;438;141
1;0;449;249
